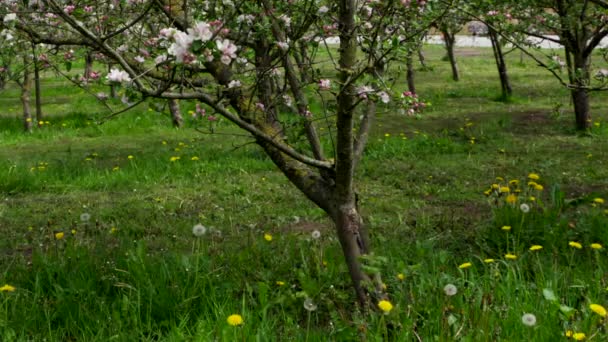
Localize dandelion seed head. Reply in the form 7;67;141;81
443;284;458;296
520;203;530;213
311;230;321;239
80;213;91;222
521;313;537;326
192;224;207;237
303;297;317;311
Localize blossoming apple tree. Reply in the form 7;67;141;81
3;0;435;306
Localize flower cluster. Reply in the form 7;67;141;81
399;91;426;116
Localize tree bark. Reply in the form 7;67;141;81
566;47;592;130
32;44;43;122
442;30;459;81
406;51;416;93
21;55;33;133
489;28;512;100
168;98;183;128
84;51;93;79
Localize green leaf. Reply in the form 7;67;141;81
65;61;72;72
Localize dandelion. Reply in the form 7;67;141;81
491;184;499;190
590;304;607;317
501;226;511;231
55;232;64;240
534;184;544;191
169;156;180;162
509;179;519;186
378;300;393;313
311;230;321;239
569;241;583;249
110;227;118;234
226;314;243;326
572;332;586;340
80;213;91;222
483;189;492;196
192;224;207;237
499;186;510;193
528;181;538;187
505;253;517;260
528;173;540;180
303;298;317;311
506;194;517;204
397;273;405;281
591;243;603;250
529;196;536;202
191;156;199;161
565;330;573;337
127;155;134;160
521;313;537;326
520;203;530;213
0;284;15;292
71;229;77;235
529;245;543;251
484;258;495;263
276;281;285;286
594;198;605;204
496;176;504;182
458;262;472;269
444;284;458;296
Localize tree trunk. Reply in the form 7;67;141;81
33;54;43;122
442;30;459;81
108;64;118;98
571;88;590;130
84;51;93;79
22;55;33;133
168;99;183;128
567;50;591;130
406;51;416;93
489;28;512;100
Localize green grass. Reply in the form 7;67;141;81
0;44;607;340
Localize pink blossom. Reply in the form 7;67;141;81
356;86;374;99
216;39;237;65
255;102;265;111
276;41;289;51
134;56;145;63
378;91;390;103
168;31;194;63
187;21;213;42
319;79;331;90
84;6;94;12
64;5;75;14
227;80;241;88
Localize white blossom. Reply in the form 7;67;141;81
106;68;132;83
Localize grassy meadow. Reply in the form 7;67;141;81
0;44;607;341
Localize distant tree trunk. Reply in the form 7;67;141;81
565;48;591;130
21;55;33;133
31;43;43;122
406;51;416;93
295;41;311;83
418;47;427;69
488;27;512;100
108;64;118;98
441;29;459;81
84;51;93;79
168;99;183;128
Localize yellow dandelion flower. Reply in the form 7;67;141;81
501;226;511;231
565;330;573;337
276;281;285;286
569;241;583;249
384;133;390;137
55;232;65;240
162;141;167;145
483;189;492;196
484;258;495;263
499;186;510;193
458;262;472;269
528;173;540;180
191;156;199;161
509;179;519;186
496;176;504;181
591;243;603;250
529;196;536;202
127;155;134;160
594;198;605;204
506;194;517;204
529;245;543;251
505;253;517;260
71;229;77;235
0;284;16;292
491;184;499;190
573;332;586;340
397;273;405;281
110;227;118;234
264;233;273;242
534;184;544;191
528;181;538;187
590;304;607;317
169;156;180;162
378;300;393;313
226;314;243;326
